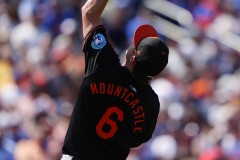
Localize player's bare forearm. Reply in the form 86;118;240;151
82;0;109;37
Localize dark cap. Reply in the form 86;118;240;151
133;24;169;78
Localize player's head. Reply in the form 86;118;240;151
125;24;169;80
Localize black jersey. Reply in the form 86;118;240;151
62;26;160;160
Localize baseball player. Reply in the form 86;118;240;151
61;0;169;159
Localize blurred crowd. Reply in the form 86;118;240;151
0;0;240;160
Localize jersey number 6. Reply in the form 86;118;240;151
96;106;124;139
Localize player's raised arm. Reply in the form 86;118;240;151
81;0;108;38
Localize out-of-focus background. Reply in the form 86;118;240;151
0;0;240;160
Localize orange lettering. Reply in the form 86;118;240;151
124;92;134;103
129;99;139;109
99;83;106;94
121;88;129;99
134;127;142;133
134;113;145;119
90;83;98;95
107;84;114;95
114;86;123;97
133;106;143;115
134;120;144;126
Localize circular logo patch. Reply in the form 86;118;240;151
91;33;107;50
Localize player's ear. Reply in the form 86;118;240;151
125;45;134;58
130;56;136;64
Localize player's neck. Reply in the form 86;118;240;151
123;65;150;86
